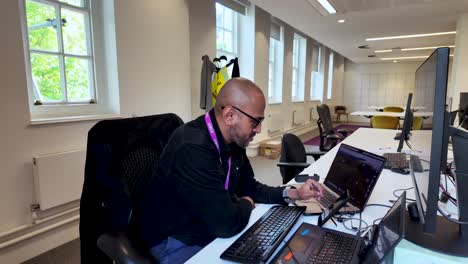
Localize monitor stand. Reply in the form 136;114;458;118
394;132;411;141
405;213;468;257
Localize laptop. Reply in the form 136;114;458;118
271;192;406;264
296;144;386;214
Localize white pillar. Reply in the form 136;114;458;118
449;13;468;110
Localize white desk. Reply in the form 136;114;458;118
368;106;425;112
187;128;465;263
350;111;433;119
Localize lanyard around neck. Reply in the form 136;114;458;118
205;112;232;190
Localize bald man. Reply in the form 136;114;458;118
135;78;324;264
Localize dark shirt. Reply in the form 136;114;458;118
135;110;286;249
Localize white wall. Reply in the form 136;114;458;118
449;13;468;110
0;0;191;263
344;61;420;123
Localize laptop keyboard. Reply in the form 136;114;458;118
319;189;337;208
383;153;423;172
307;231;358;264
220;205;305;264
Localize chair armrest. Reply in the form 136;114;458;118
326;134;343;140
97;233;152;264
277;162;310;169
305;151;326;161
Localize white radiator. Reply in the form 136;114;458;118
267;113;283;133
33;149;86;210
292;110;305;126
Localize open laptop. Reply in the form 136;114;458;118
296;144;386;214
271;192;406;264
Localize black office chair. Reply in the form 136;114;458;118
79;113;184;264
277;133;324;184
316;104;352;152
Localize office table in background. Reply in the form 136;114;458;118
350;111;433;119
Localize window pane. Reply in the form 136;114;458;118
224;7;233;30
224;31;233;52
216;3;224;26
216;27;224;50
26;0;58;52
30;53;62;101
62;8;88;55
60;0;85;8
65;57;91;101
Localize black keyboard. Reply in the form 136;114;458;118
308;231;358;264
383;153;424;173
220;205;305;264
383;153;408;169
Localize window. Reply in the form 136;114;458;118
268;22;283;104
310;45;323;101
20;0;120;123
291;33;307;102
216;2;238;60
327;52;334;100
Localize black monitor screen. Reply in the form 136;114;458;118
324;144;386;209
413;47;450;232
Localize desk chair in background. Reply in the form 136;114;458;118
316;104;353;153
412;116;423;130
370;116;400;129
277;133;324;184
383;106;404;113
79;113;184;264
334;105;349;123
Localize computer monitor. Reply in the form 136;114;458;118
396;93;413;152
407;47;468;256
459;92;468;129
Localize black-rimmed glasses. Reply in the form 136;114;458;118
222;106;264;128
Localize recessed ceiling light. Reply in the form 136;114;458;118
375;50;392;53
317;0;336;14
393;60;398;63
380;56;429;60
338;19;345;23
401;45;455;51
366;31;456;41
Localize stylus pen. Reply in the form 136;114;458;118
330;217;338;227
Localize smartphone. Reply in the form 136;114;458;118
294;174;320;183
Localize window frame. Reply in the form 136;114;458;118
215;2;239;60
327;51;334;100
268;25;284;104
310;45;323;101
291;33;306;102
19;0;121;124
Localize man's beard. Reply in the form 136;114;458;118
230;127;255;148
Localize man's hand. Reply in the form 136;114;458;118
288;179;324;201
241;196;255;207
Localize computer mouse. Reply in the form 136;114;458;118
390;167;410;175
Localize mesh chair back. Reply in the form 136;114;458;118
80;113;183;263
317;104;334;134
279;133;306;183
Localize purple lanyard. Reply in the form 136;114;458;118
205;112;232;190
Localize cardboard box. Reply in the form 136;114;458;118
259;140;281;159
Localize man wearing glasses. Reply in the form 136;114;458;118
135;78;324;264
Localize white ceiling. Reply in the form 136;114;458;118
252;0;468;63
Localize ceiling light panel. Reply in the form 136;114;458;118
367;31;456;41
380;56;429;60
317;0;336;14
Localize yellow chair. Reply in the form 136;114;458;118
370;116;400;129
383;106;404;113
412;116;423;130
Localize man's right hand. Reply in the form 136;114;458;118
241;196;255;207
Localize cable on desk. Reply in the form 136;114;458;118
365;203;392;209
392;187;413;199
437;206;468;225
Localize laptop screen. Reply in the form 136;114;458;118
324;144;386;209
362;192;406;263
